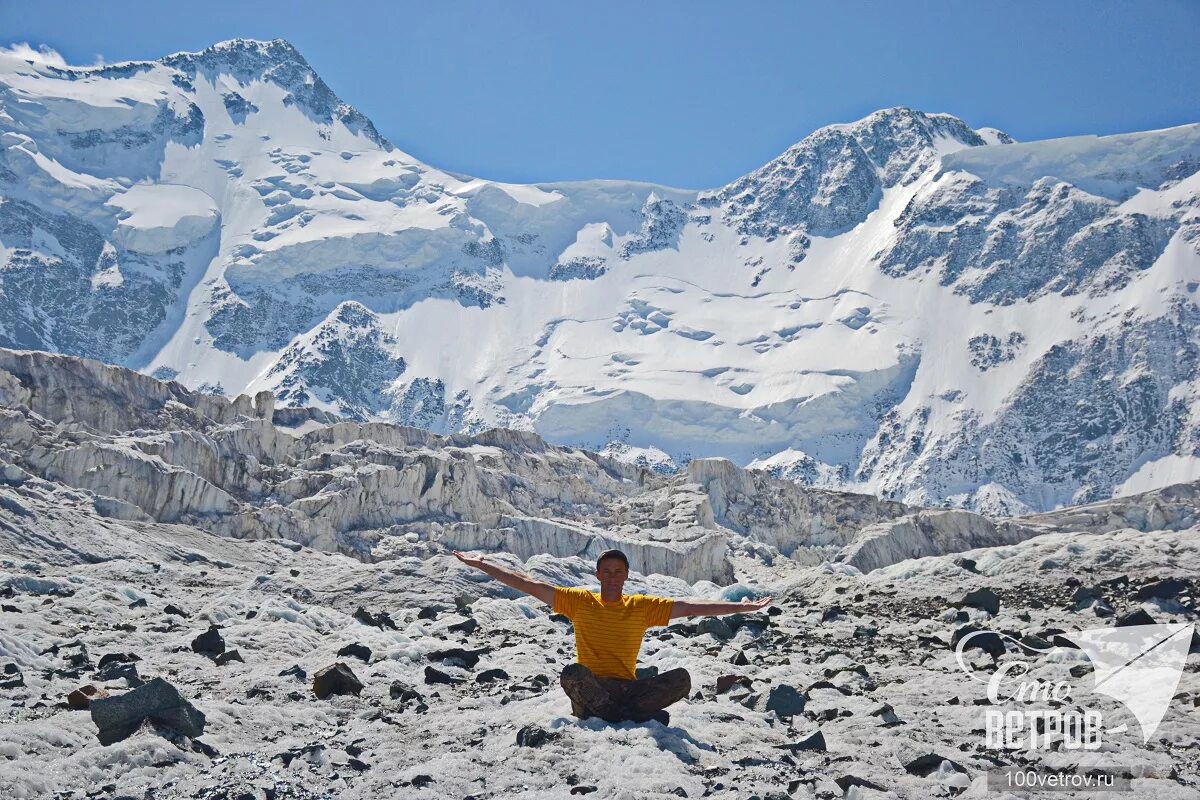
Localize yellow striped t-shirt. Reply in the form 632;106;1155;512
553;586;674;680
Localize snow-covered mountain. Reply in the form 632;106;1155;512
2;38;1199;514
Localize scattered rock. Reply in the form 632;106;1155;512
820;606;847;623
279;664;306;680
805;680;854;696
716;675;751;694
289;569;300;577
1116;608;1157;627
97;652;141;669
426;647;489;669
730;649;750;666
834;775;885;792
215;650;244;666
697;617;734;639
390;681;422;702
870;702;902;726
163;604;188;618
956;558;979;573
959;588;1000;616
128;598;147;609
190;625;225;657
775;729;825;752
476;668;509;683
902;752;968;777
448;616;479;635
353;606;398;630
516;724;554;747
336;643;372;662
416;606;444;620
312;662;363;699
411;775;434;788
952;625;1005;659
570;787;597;795
95;660;142;686
1135;579;1188;601
764;684;806;717
89;677;206;745
424;666;463;686
68;684;109;710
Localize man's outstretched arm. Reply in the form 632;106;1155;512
670;596;772;619
452;551;556;606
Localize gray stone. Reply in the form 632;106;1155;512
312;662;363;699
89;677;206;745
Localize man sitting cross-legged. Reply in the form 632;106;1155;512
452;548;772;725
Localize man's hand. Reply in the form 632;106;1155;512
452;551;486;570
451;551;556;606
739;596;773;612
669;595;775;619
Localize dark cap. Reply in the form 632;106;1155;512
595;549;629;571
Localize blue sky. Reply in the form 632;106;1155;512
5;1;1198;188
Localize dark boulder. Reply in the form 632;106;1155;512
902;752;968;777
353;606;398;630
89;677;205;745
390;681;422;702
95;660;142;686
312;662;363;699
215;650;244;666
97;653;141;670
68;684;109;710
475;668;509;683
190;625;225;657
1135;579;1188;601
336;643;372;662
426;647;490;669
952;625;1006;659
764;684;806;717
1116;608;1157;627
424;666;463;686
715;674;751;694
516;724;555;747
775;729;825;752
959;588;1000;616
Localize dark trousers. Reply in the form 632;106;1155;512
560;663;691;722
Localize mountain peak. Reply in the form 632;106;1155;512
714;107;989;239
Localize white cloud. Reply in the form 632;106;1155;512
0;42;69;67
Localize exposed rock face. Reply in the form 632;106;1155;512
714;109;986;239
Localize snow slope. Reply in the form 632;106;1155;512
1;39;1198;514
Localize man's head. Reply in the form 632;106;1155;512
595;549;629;599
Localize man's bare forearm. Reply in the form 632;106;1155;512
464;557;550;600
683;600;762;617
473;559;530;589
